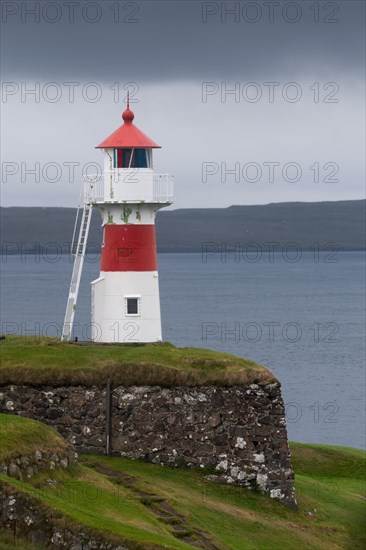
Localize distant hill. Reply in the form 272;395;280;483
1;200;365;253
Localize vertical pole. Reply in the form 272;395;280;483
106;379;112;456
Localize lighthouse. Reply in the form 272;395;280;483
81;99;173;343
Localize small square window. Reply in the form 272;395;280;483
126;297;139;315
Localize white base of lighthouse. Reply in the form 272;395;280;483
91;271;162;343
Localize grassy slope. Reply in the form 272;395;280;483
0;336;274;387
0;415;67;462
0;415;365;549
0;447;365;550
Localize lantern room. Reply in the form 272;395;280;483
83;100;172;205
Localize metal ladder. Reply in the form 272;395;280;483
61;202;93;341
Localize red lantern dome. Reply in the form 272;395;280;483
96;99;160;149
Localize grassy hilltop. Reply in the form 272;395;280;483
0;415;365;549
0;336;274;387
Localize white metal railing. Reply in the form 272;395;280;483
153;174;174;202
83;175;104;203
83;172;173;204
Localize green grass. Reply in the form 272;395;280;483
0;336;274;387
0;414;68;462
290;442;366;480
0;414;365;549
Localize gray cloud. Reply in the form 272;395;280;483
1;1;364;80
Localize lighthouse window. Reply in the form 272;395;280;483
114;149;149;169
126;297;139;315
115;149;123;168
135;149;148;167
123;149;133;168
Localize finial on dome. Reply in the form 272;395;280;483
122;91;134;124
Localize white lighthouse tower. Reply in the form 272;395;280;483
61;99;173;343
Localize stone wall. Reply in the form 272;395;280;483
0;447;78;482
0;382;297;508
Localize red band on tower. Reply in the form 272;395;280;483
101;225;158;272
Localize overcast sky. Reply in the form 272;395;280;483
1;0;365;208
